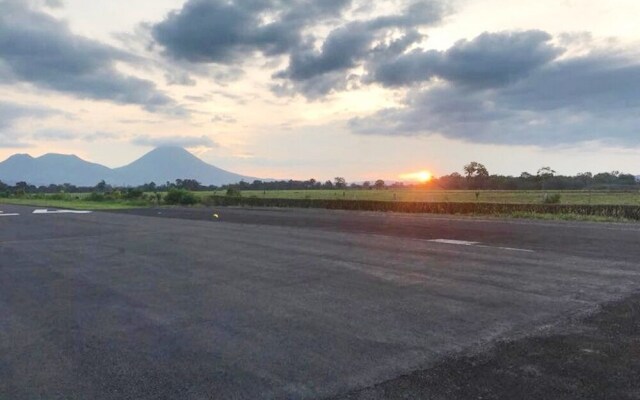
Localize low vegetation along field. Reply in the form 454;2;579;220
2;189;639;221
0;196;149;210
204;189;640;206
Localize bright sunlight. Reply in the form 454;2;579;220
400;170;433;183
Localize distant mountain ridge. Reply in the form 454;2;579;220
0;147;255;186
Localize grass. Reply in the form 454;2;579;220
1;189;638;222
506;212;634;223
202;189;640;205
0;197;149;210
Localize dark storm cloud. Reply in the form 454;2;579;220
0;0;178;112
273;30;425;98
351;36;640;146
151;0;352;64
131;135;219;148
276;22;375;81
365;0;448;30
370;30;562;88
274;1;447;96
151;0;447;97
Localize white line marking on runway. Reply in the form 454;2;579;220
429;239;534;253
476;245;535;253
0;213;20;217
429;239;479;246
33;209;92;215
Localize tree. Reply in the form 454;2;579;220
577;172;592;187
537;167;556;190
537;167;556;178
463;162;489;189
362;181;371;189
464;162;489;178
374;179;385;189
520;172;533;179
176;179;201;191
334;177;346;189
95;180;108;193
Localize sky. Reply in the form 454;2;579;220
1;0;639;182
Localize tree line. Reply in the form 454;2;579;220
0;162;638;196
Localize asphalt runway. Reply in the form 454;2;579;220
1;204;639;399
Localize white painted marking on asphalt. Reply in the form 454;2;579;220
33;209;92;215
430;239;534;253
0;213;20;217
429;239;479;246
476;245;535;253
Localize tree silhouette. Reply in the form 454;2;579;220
463;162;489;189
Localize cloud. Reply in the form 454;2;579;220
211;114;237;124
43;0;63;8
151;0;448;97
0;101;58;129
152;0;351;64
369;30;562;88
131;135;219;148
351;32;640;146
273;1;447;97
31;129;77;141
0;135;30;148
29;129;120;142
0;101;61;148
276;23;374;82
82;131;120;142
0;0;178;112
164;71;197;86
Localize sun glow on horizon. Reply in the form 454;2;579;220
400;170;433;183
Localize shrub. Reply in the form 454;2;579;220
49;192;70;201
200;196;640;220
111;190;123;200
226;188;242;197
164;188;198;205
542;193;562;204
87;192;106;202
123;188;144;200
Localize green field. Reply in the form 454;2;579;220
203;189;640;205
1;190;638;218
0;197;147;210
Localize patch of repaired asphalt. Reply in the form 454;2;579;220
332;292;640;400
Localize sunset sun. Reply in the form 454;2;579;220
417;171;432;182
400;170;433;183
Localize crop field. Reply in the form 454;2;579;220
2;190;639;221
0;197;148;210
204;189;640;205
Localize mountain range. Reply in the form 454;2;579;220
0;147;256;186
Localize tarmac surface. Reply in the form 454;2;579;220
1;204;639;399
